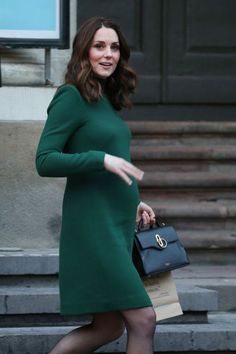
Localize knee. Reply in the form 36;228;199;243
139;309;156;337
127;308;156;337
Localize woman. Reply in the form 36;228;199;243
36;16;156;354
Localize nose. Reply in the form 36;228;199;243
104;46;112;57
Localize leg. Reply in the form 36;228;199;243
49;311;125;354
121;306;156;354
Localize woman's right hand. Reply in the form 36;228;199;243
104;153;144;185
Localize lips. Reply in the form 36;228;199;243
99;62;112;67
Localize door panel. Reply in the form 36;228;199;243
165;0;236;103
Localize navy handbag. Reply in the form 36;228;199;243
133;219;190;277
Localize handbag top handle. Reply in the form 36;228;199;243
136;216;165;232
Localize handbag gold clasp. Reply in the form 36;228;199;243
155;234;167;249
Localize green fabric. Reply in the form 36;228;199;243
36;84;151;315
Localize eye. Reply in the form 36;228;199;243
93;43;104;50
111;44;120;51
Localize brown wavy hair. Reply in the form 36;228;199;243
65;16;137;110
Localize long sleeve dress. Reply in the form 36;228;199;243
36;84;152;315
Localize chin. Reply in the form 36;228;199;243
95;70;114;79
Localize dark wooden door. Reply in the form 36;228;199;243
165;0;236;104
77;0;236;119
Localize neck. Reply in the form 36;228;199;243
98;77;107;92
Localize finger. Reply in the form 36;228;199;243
142;211;150;225
149;211;156;221
116;169;133;186
145;206;156;220
150;215;156;225
122;161;144;181
144;210;151;223
142;214;148;225
127;165;144;181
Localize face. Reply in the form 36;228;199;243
89;26;120;79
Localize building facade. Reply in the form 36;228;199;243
1;0;236;120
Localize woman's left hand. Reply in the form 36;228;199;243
136;201;156;226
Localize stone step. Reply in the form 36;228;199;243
139;163;236;176
0;250;235;311
0;316;235;353
131;145;236;161
1;229;235;278
0;284;217;315
132;137;236;146
141;199;236;233
1;228;236;280
174;265;236;312
0;249;236;276
142;190;236;203
177;230;236;258
133;121;236;134
0;313;89;328
147;198;236;219
128;121;236;135
140;171;236;189
0;311;208;328
0;249;58;276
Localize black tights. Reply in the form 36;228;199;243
49;307;156;354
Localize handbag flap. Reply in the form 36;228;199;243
135;226;178;250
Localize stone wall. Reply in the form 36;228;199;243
0;121;64;249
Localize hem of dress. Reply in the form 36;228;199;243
60;297;152;316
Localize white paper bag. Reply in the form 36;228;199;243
143;271;183;321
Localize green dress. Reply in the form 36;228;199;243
36;84;151;315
